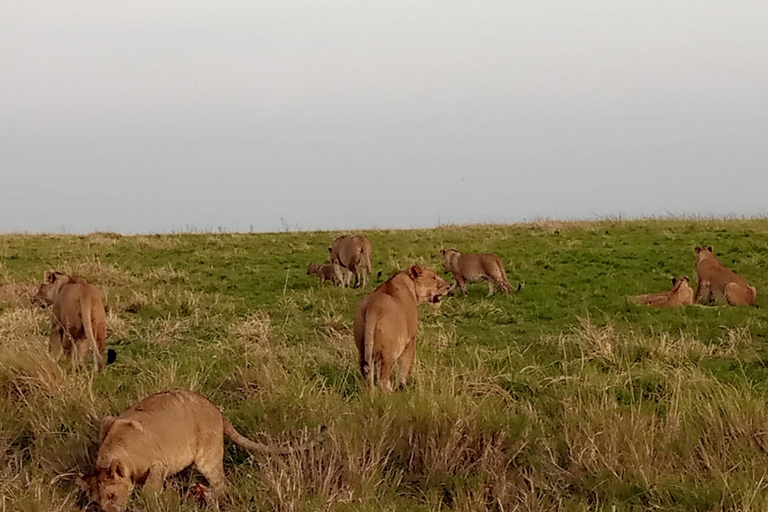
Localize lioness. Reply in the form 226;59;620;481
353;265;449;393
32;270;109;372
329;234;372;288
694;246;757;306
306;262;345;286
440;249;512;296
633;276;694;307
76;390;324;512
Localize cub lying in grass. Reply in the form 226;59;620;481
633;276;694;307
77;390;324;512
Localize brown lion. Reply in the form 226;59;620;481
32;270;110;372
633;276;694;307
440;249;512;296
694;246;757;306
329;234;372;288
353;265;449;393
306;262;345;286
76;390;325;512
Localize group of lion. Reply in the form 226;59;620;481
29;237;756;511
30;234;513;511
633;245;757;307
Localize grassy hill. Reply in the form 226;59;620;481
1;218;767;511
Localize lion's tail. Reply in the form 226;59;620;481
223;418;326;455
79;299;105;372
363;308;377;389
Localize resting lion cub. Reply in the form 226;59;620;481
353;265;449;393
633;276;694;307
694;246;757;306
32;270;110;372
77;390;324;512
441;249;512;296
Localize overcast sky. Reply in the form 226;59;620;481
1;1;766;233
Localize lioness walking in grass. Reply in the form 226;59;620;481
32;270;113;372
353;265;449;393
440;248;512;296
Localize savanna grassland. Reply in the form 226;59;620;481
1;219;768;512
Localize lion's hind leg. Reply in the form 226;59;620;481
724;282;756;306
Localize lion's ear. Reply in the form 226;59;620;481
440;249;445;255
110;459;126;479
44;270;57;283
694;246;701;254
328;247;332;253
707;246;713;252
683;276;690;282
671;277;677;286
408;265;422;279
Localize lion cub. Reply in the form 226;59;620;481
633;276;694;307
694;246;757;306
353;265;449;393
441;249;512;296
306;262;345;286
32;270;111;372
77;390;324;512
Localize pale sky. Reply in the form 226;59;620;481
1;1;766;233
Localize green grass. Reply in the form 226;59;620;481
1;218;768;511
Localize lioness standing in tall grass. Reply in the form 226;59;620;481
353;265;449;393
329;234;372;288
440;248;512;296
32;270;109;372
694;246;757;306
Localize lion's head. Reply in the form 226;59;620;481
76;460;134;512
31;270;66;308
407;265;449;304
694;246;714;265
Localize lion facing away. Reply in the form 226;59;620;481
76;390;324;512
32;270;110;372
306;262;346;286
440;249;512;296
694;246;757;306
633;276;694;307
353;265;449;393
329;234;372;288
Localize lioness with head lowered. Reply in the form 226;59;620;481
633;276;694;307
353;265;449;393
441;249;512;296
329;234;372;288
694;246;757;306
32;270;109;372
76;390;324;512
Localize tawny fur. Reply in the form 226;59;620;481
353;265;449;393
693;246;757;306
441;249;512;296
329;235;372;288
32;270;106;372
306;262;345;286
76;390;324;512
633;276;694;307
